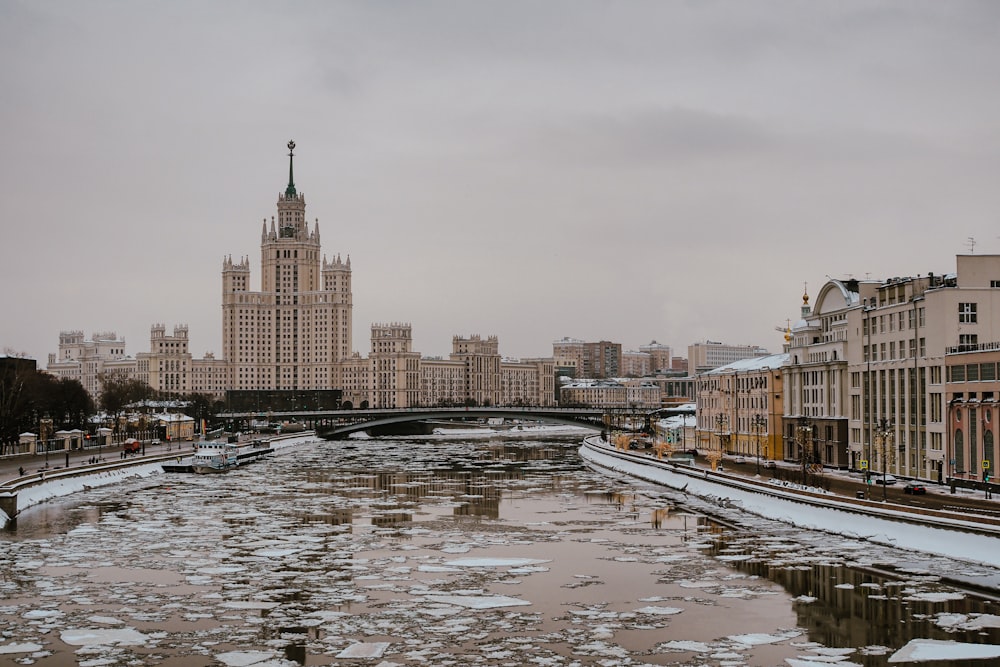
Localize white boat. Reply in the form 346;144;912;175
190;442;238;474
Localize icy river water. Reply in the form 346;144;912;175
1;433;999;666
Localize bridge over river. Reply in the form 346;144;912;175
216;406;632;439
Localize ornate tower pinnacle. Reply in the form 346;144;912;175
285;140;297;197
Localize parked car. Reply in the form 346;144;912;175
903;482;927;495
874;474;898;485
762;460;777;469
733;456;746;464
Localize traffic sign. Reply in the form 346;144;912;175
860;459;868;470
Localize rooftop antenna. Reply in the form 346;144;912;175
967;236;976;253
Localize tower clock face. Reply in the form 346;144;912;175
281;225;295;238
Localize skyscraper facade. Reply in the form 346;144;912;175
222;141;352;392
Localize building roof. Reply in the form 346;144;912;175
701;353;789;375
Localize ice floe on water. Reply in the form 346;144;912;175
889;638;1000;663
0;435;999;664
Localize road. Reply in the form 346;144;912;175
706;453;1000;519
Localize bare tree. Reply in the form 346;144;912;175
0;356;34;453
98;374;152;442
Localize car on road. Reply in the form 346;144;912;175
762;460;777;469
733;456;746;464
904;482;927;495
874;474;898;485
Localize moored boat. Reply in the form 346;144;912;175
190;442;238;474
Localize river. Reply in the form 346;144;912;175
0;433;998;666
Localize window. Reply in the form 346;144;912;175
982;363;997;382
959;302;978;323
959;333;979;351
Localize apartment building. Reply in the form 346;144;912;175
222;141;352;392
688;340;769;375
695;354;787;463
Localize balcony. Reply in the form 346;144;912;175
946;341;1000;355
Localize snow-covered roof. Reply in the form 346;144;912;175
702;353;789;375
656;414;696;429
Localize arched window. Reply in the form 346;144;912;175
955;430;965;473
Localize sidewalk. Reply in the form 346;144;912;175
0;440;196;483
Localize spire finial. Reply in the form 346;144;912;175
285;140;297;197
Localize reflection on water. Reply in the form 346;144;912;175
1;434;998;666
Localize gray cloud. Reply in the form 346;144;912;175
3;1;1000;364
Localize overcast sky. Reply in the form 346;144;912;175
3;1;1000;367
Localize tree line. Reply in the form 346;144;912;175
1;358;221;451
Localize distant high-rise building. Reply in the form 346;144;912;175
552;338;621;378
639;340;672;373
687;341;769;375
222;140;352;391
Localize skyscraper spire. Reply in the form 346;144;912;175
285;140;297;197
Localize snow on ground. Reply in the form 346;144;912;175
1;435;323;526
0;462;165;526
580;438;1000;569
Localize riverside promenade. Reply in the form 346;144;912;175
580;435;1000;536
0;440;196;520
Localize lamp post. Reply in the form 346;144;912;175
715;413;728;453
708;413;727;471
751;414;767;475
797;419;813;486
875;418;893;501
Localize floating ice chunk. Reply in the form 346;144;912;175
336;642;390;658
955;614;1000;630
61;627;148;646
196;566;246;575
716;554;753;561
444;558;551;568
424;594;530;609
215;650;281;666
418;565;462;573
221;601;281;610
903;591;965;603
808;648;857;657
23;609;62;619
834;583;855;589
786;660;862;667
0;643;43;654
87;615;124;625
659;640;711;652
889;639;1000;663
253;548;303;558
729;630;802;646
441;545;471;554
634;606;684;615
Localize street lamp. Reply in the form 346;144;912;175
797;419;813;485
706;413;728;471
874;418;893;501
716;412;729;450
751;414;767;475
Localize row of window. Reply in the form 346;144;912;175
948;363;1000;383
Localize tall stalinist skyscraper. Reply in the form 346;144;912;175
222;141;353;391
